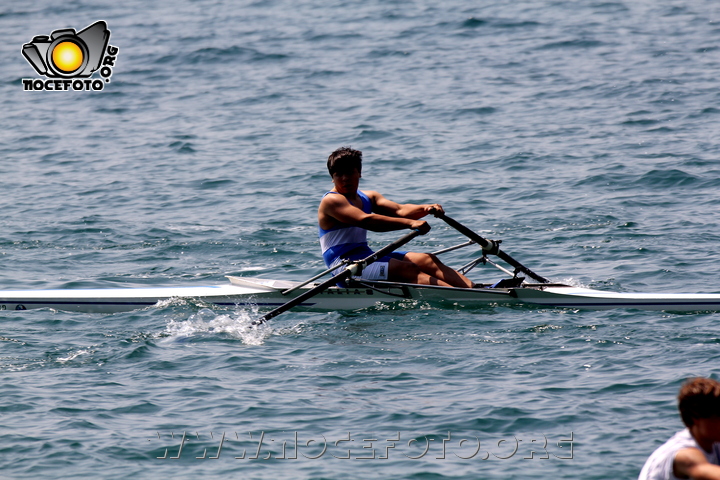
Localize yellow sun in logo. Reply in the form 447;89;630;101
52;41;84;73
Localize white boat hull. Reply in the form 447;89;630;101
1;276;720;313
512;286;720;311
0;277;515;314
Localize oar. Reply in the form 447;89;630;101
434;211;549;284
252;229;424;325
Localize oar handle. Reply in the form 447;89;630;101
253;229;423;325
434;211;549;284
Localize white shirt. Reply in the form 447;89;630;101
639;428;720;480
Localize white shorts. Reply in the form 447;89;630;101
359;261;390;281
330;251;405;284
332;260;390;281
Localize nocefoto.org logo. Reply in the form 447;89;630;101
21;20;119;92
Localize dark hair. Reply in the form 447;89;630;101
327;147;362;177
678;377;720;427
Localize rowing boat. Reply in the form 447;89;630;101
3;214;719;315
1;275;720;314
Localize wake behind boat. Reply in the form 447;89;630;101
2;214;720;315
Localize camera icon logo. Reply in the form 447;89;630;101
22;21;110;78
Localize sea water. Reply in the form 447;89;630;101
1;1;719;478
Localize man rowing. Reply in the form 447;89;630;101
318;147;474;288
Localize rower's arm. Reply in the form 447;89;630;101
370;191;444;220
674;448;720;480
319;193;428;233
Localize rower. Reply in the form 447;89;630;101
318;147;474;288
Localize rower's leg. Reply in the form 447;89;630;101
402;252;474;288
387;258;454;286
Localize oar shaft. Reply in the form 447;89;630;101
435;212;549;284
281;260;350;296
253;229;423;325
437;213;496;251
252;268;346;325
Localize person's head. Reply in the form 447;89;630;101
678;377;720;428
327;147;362;178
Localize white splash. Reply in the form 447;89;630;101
165;307;272;346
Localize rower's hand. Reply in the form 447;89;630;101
427;204;445;217
410;220;431;234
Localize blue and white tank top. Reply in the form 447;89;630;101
319;191;373;267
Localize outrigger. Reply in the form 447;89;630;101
1;214;720;316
